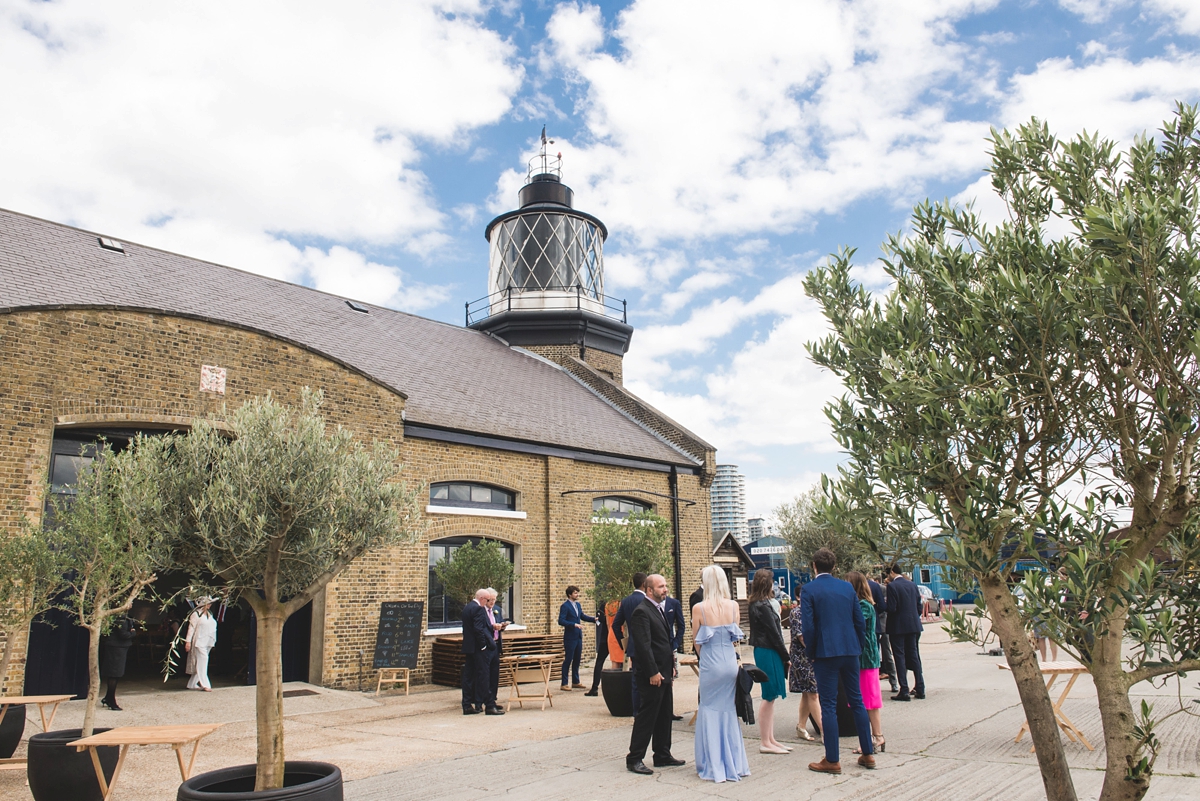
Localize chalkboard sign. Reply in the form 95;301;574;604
372;601;423;669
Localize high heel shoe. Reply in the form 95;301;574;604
874;734;886;753
795;726;815;742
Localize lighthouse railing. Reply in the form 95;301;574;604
466;286;628;327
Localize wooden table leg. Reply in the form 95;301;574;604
1050;673;1094;751
41;701;63;732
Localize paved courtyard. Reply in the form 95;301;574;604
2;627;1197;800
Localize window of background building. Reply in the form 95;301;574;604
920;568;932;584
592;496;650;520
429;482;515;511
427;536;516;629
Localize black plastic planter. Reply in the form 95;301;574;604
0;703;25;759
27;728;119;801
177;761;342;801
600;668;634;717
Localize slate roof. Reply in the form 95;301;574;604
0;208;698;467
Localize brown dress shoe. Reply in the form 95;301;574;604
808;758;842;774
858;754;876;769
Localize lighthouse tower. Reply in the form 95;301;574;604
467;132;632;383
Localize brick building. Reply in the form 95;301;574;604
0;156;715;695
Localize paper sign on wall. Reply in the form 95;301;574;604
200;365;226;394
735;576;747;600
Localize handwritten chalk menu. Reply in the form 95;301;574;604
372;601;423;669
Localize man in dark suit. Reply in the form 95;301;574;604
612;572;648;710
688;584;704;653
558;585;596;690
869;575;899;693
663;592;685;653
800;548;875;773
885;565;925;701
460;588;497;715
625;574;684;775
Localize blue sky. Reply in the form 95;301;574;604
2;0;1199;520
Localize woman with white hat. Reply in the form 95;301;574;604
185;597;217;691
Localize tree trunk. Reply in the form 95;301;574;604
254;608;286;791
1093;620;1148;801
82;622;102;738
980;575;1078;801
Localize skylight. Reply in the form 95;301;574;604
345;300;369;314
98;237;125;253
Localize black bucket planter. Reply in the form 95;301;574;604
600;668;634;717
178;761;342;801
27;728;119;801
0;703;25;759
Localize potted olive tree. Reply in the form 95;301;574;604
130;390;422;798
433;539;516;612
580;510;672;717
0;523;65;759
27;444;163;801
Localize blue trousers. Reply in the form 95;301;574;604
562;635;583;686
814;655;873;764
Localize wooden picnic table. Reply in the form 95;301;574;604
1000;662;1095;751
499;653;559;711
70;723;223;800
0;695;74;772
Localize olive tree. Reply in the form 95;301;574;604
581;510;673;606
433;539;516;606
808;105;1200;801
128;390;423;791
48;445;163;737
0;521;65;696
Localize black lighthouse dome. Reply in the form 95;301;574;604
467;132;632;364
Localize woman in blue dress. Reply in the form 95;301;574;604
691;564;751;783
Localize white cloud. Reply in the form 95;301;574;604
0;0;522;295
301;246;450;311
1058;0;1133;24
528;0;999;246
1148;0;1200;34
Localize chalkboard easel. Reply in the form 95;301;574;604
373;601;423;696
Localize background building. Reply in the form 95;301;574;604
746;517;771;541
711;464;748;544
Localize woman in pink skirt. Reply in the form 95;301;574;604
847;572;885;754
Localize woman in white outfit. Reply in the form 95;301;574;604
185;598;217;691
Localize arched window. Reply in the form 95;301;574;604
427;537;516;629
429;482;515;511
592;496;651;520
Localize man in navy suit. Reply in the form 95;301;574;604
558;585;596;690
800;548;875;772
460;588;499;715
869;575;899;693
612;572;648;710
663;592;685;653
885;564;925;701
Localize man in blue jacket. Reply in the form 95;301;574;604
612;572;648;710
800;548;875;773
885;564;925;701
559;585;596;690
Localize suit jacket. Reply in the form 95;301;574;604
885;575;925;635
688;587;704;616
612;590;647;659
663;597;685;651
558;599;595;641
459;600;496;655
628;597;675;680
800;574;867;661
868;579;888;634
491;605;505;653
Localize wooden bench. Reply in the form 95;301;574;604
432;633;564;686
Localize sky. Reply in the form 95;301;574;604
2;0;1199;524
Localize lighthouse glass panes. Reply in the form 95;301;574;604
489;212;604;298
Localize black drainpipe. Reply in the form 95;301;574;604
669;466;683;601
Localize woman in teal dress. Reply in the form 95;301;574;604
691;565;751;782
748;568;791;754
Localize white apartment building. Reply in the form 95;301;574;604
746;517;771;542
711;464;748;544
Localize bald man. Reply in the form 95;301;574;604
625;574;684;774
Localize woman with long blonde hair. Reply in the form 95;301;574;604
690;565;750;782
